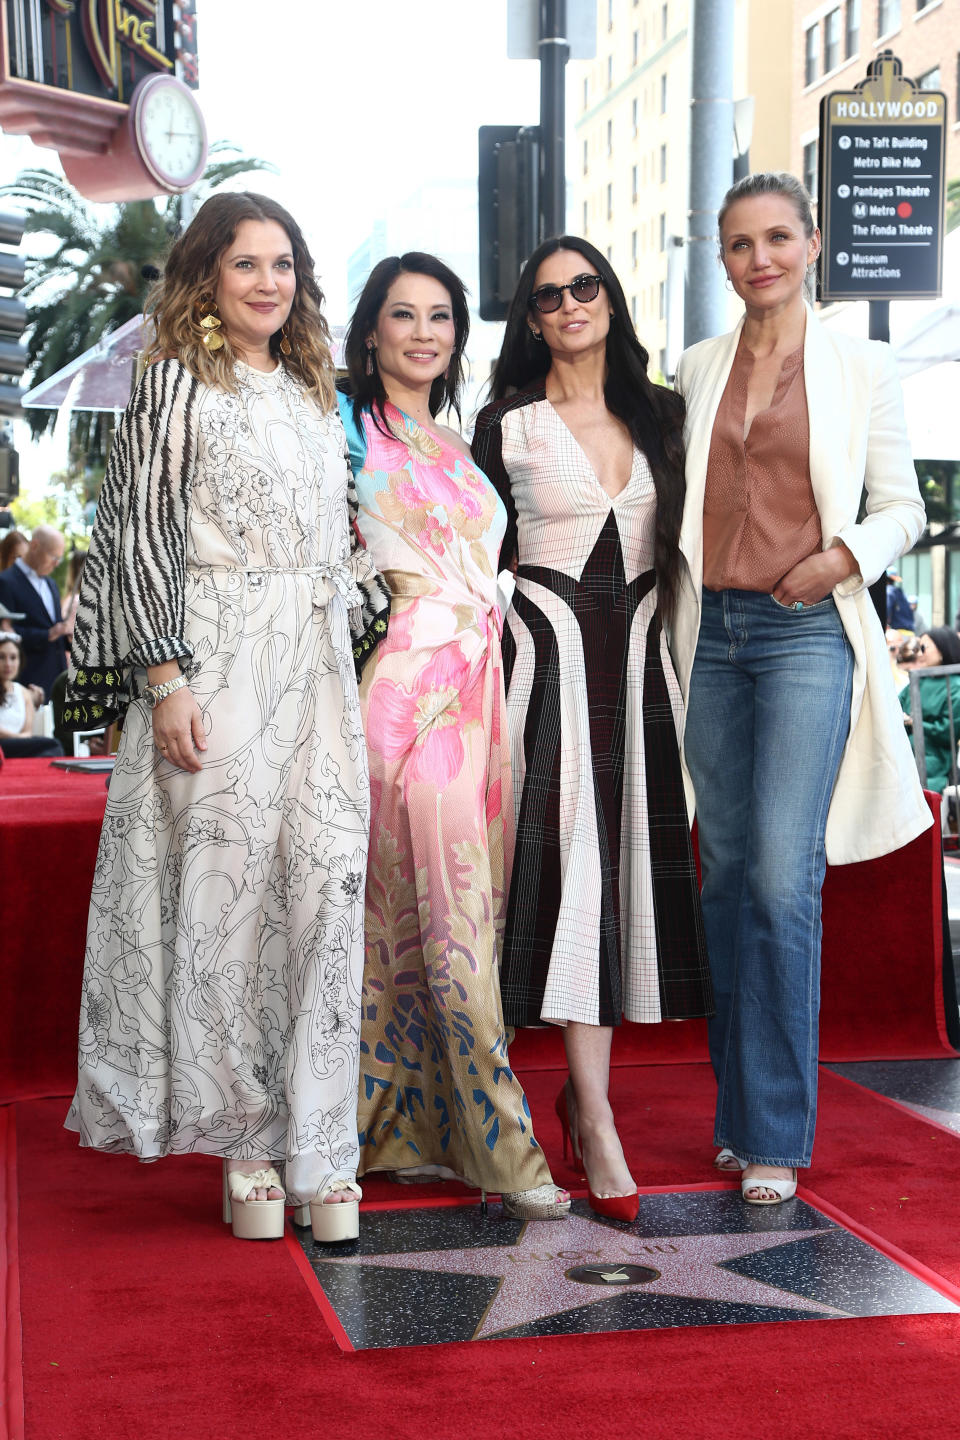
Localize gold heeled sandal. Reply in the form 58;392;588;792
221;1162;285;1241
501;1184;572;1221
293;1179;362;1244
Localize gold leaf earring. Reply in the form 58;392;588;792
279;322;292;357
365;343;375;377
197;297;224;352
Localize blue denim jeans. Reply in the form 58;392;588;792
684;588;854;1167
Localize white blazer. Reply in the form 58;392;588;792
671;305;932;865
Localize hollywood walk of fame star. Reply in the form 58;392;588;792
319;1210;849;1339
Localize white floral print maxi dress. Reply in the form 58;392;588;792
66;361;371;1206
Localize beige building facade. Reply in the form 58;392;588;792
572;0;793;374
793;0;960;205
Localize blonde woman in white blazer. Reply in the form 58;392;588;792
672;172;929;1206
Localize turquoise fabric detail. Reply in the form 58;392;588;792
336;391;367;478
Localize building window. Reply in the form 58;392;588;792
877;0;900;35
660;72;667;113
660;142;667;183
632;30;639;65
583;77;589;109
607;245;613;261
632;229;638;267
916;0;935;10
659;212;666;251
824;8;841;72
583;199;589;233
607;55;613;89
659;348;668;378
658;280;666;320
608;0;614;29
662;3;668;40
803;139;818;202
607;118;613;155
632;97;638;136
632;164;639;202
804;24;819;85
845;0;860;58
631;294;638;324
583;138;589;176
607;183;613;220
918;66;941;90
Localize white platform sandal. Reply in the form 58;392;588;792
294;1179;362;1243
741;1169;798;1206
222;1163;286;1240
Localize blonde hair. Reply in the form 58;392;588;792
143;192;336;410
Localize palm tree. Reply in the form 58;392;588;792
0;142;276;447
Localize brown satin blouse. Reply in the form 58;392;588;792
702;337;822;592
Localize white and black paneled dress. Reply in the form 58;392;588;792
472;386;711;1029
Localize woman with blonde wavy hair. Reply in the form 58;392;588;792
62;191;390;1244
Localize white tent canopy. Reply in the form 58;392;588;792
819;227;960;460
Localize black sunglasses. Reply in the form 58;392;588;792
528;273;603;315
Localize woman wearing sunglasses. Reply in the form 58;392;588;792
472;238;712;1221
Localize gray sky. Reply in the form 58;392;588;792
197;0;549;313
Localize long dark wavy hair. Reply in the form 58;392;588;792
488;235;686;621
343;252;470;435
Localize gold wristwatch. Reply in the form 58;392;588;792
143;674;189;708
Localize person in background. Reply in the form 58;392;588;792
339;252;570;1220
900;626;960;805
886;568;915;630
62;192;388;1245
473;236;712;1223
0;529;27;570
672;171;929;1205
62;550;87;631
0;633;62;757
0;526;72;699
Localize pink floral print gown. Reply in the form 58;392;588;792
339;397;554;1194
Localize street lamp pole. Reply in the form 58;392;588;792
684;0;735;346
539;0;569;239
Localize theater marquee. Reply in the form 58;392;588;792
0;0;205;199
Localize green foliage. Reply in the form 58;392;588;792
0;142;277;448
916;461;960;526
948;178;959;234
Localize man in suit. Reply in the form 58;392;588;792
0;526;72;699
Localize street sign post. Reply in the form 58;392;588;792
819;52;946;303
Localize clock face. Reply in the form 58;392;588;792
135;76;207;189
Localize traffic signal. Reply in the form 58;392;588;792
0;210;27;420
478;126;539;321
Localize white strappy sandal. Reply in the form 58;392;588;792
221;1163;286;1240
741;1169;797;1206
714;1148;747;1172
294;1179;362;1243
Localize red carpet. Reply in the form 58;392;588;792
0;760;107;1104
7;1062;960;1440
1;766;951;1104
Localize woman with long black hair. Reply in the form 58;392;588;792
472;237;712;1220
